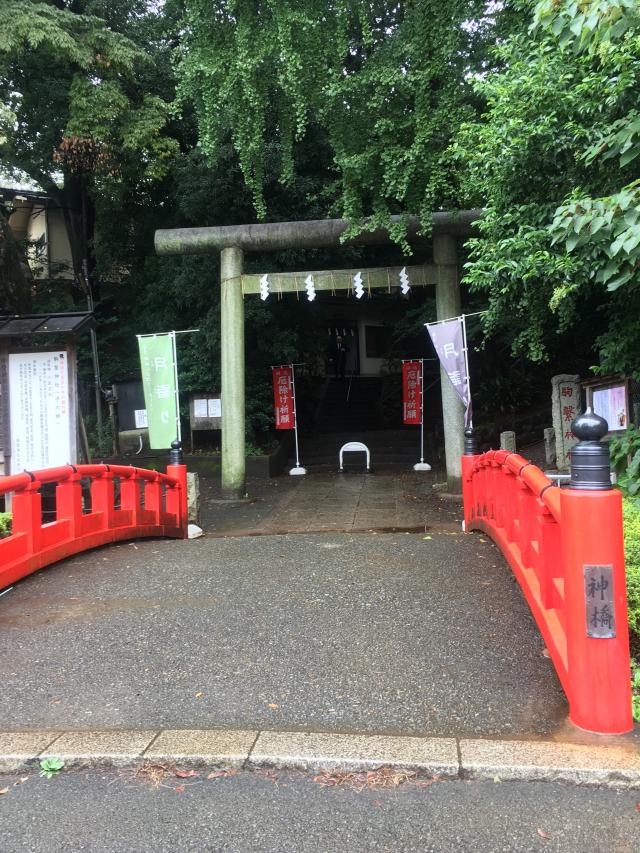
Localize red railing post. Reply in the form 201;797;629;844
55;466;83;538
538;503;562;610
166;439;188;537
462;428;480;532
120;468;142;526
144;474;162;523
10;477;43;557
91;468;115;531
561;412;632;734
461;427;478;533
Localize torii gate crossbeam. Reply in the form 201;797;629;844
155;211;482;498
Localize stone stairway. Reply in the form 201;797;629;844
293;376;439;469
314;376;384;431
296;428;434;469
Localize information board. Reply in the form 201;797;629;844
8;350;74;472
592;383;627;431
134;409;148;429
189;395;222;434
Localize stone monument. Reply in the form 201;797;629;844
551;374;581;470
499;430;516;452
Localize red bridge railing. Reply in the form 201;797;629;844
462;418;632;735
0;461;188;592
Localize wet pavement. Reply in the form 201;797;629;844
200;466;460;536
1;766;639;853
0;499;569;736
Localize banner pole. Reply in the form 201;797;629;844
413;358;431;472
170;330;181;444
137;329;200;338
420;359;424;462
461;315;473;428
289;363;306;476
424;310;487;328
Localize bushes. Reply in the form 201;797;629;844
0;512;10;538
623;497;640;721
623;497;640;646
611;427;640;498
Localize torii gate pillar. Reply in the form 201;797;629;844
434;234;465;495
220;247;245;498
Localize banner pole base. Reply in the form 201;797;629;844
289;466;307;476
413;462;432;471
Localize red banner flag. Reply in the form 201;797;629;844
402;360;422;425
272;366;295;429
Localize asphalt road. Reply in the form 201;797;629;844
0;531;567;736
1;767;639;852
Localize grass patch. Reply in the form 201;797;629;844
623;497;640;721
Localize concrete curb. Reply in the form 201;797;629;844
0;728;638;787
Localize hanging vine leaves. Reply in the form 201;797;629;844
179;0;493;245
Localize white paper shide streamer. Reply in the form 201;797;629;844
399;266;410;295
353;271;364;299
259;274;270;301
305;274;316;302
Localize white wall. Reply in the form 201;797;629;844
46;208;74;278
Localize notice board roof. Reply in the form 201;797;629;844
0;312;94;339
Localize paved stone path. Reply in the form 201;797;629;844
200;467;460;536
0;526;568;737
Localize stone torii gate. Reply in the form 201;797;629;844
155;211;481;498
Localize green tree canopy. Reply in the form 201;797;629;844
457;0;640;375
0;0;178;294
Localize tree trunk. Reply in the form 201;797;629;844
0;206;33;313
48;172;97;304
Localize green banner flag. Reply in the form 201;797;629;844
138;333;178;449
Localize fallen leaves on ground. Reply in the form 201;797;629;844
537;828;551;840
207;769;239;781
415;776;442;788
255;768;281;785
0;787;9;795
134;763;171;789
133;763;200;790
312;766;432;793
174;769;199;779
267;703;279;709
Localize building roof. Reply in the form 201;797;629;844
0;312;94;339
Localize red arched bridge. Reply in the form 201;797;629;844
463;439;633;736
0;461;187;592
0;427;633;736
